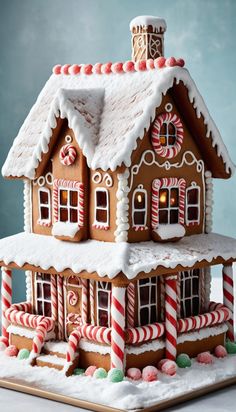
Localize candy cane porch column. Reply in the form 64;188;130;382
110;284;126;371
223;264;234;341
1;267;12;346
165;275;178;360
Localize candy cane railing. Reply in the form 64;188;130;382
4;302;55;361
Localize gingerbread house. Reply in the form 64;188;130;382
0;15;236;375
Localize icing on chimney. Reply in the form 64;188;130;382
130;15;167;62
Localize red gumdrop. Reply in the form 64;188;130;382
93;63;102;74
146;59;155;70
5;344;19;357
142;366;158;382
112;62;124;73
70;64;81;75
61;64;71;75
82;64;93;75
85;365;97;376
137;60;147;71
154;57;166;69
53;64;61;75
102;62;112;74
197;352;214;364
123;61;135;72
165;57;177;67
176;58;185;67
158;358;169;370
162;360;177;376
126;367;142;380
214;345;227;358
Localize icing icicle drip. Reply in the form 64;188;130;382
205;171;213;233
115;169;130;242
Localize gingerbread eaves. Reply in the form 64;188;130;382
2;62;235;179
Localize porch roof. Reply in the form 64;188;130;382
0;232;236;280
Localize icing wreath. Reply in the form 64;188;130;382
59;144;77;166
151;112;184;158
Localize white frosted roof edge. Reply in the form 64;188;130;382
0;232;236;279
129;16;167;31
2;67;235;178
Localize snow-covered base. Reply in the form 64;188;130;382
0;351;236;410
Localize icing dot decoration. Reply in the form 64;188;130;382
176;353;192;368
151;112;184;158
225;340;236;354
18;348;30;360
126;368;142;380
85;365;97;376
53;58;185;76
197;351;214;364
161;360;177;376
67;290;79;306
5;345;18;357
73;368;85;375
108;368;124;383
59;144;77;166
94;368;108;379
142;366;158;382
214;345;227;358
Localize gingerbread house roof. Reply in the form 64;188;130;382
2;62;235;179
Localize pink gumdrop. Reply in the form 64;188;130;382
82;64;93;75
142;366;158;382
102;62;112;74
70;64;81;75
146;59;155;70
5;345;18;357
85;365;97;376
93;63;102;74
158;358;169;370
61;64;71;75
135;60;147;71
53;64;61;75
165;57;177;67
197;352;214;364
154;57;166;69
176;58;185;67
214;345;227;358
162;360;177;376
126;368;142;380
112;62;123;73
123;60;135;72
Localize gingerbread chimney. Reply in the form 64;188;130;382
130;16;167;62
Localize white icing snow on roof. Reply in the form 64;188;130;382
2;66;235;178
0;232;236;279
130;16;167;31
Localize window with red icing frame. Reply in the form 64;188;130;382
180;269;201;318
186;185;200;225
96;281;111;327
138;277;158;326
38;187;51;224
93;188;109;228
35;272;52;317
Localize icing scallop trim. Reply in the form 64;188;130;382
52;57;185;76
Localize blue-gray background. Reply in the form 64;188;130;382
0;0;235;302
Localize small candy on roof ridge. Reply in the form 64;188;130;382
52;57;185;76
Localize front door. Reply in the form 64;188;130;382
64;276;83;339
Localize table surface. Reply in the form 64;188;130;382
0;385;236;412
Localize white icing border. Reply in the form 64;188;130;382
115;169;130;242
205;171;213;233
23;179;33;303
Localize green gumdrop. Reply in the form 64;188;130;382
18;349;30;360
73;368;85;376
225;340;236;354
108;368;124;383
94;367;108;379
176;353;192;368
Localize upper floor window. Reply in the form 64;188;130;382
151;112;184;159
53;179;84;228
159;186;179;224
180;269;200;318
138;277;157;326
186;185;200;225
93;188;109;229
132;186;147;229
35;273;52;317
38;187;51;225
97;281;111;327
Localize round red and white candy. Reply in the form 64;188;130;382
214;345;227;358
67;290;78;307
142;366;158;382
161;360;177;376
126;368;142;381
197;352;214;364
158;358;169;370
5;344;18;357
59;144;77;166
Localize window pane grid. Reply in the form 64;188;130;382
59;188;79;223
35;273;52;317
138;278;157;326
180;270;200;318
94;189;109;226
97;281;111;327
38;188;50;222
159;187;179;224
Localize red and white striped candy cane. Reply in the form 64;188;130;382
31;318;54;359
89;280;95;325
127;283;135;328
59;144;77;166
57;276;64;340
126;322;165;344
1;268;12;343
165;275;178;360
80;324;111;344
223;265;234;341
111;286;126;371
81;278;88;324
66;327;81;363
51;274;58;321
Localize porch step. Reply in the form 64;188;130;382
43;340;68;359
36;354;66;371
36;341;79;375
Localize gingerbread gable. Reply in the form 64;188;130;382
2;65;235;179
